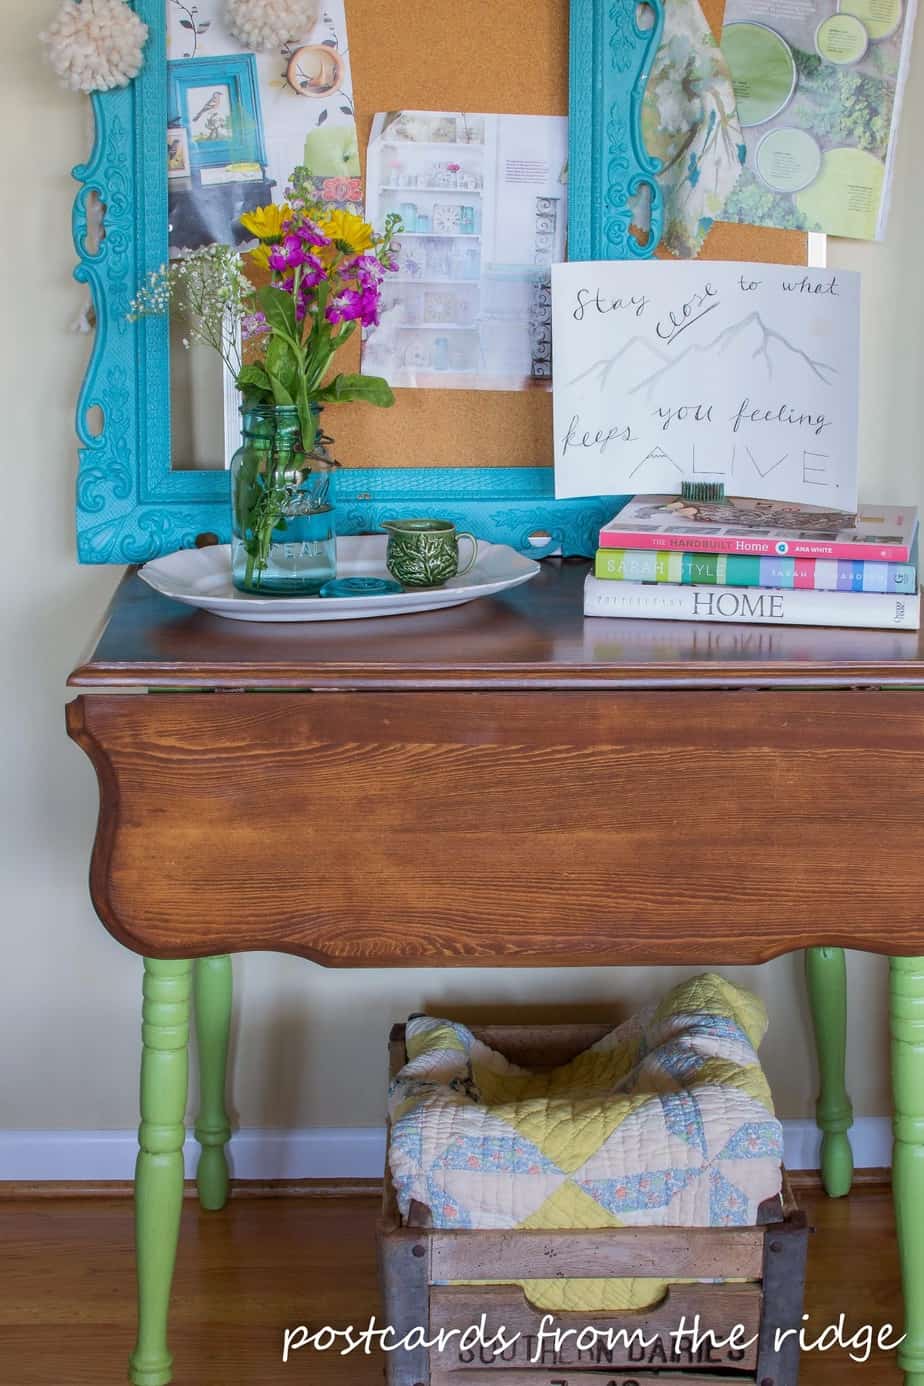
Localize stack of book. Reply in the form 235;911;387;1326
584;497;920;630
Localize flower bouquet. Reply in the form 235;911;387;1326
131;167;400;592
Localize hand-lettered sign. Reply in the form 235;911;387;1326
552;260;860;509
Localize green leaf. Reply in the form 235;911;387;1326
315;373;395;407
236;363;272;393
256;284;299;343
240;385;273;413
296;394;317;454
238;362;274;413
265;336;299;406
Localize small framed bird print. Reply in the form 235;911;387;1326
168;53;267;171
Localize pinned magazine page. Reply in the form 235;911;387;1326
165;0;363;257
362;111;568;391
719;0;919;240
552;259;860;509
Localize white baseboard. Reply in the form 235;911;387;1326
781;1117;891;1172
0;1128;388;1182
0;1119;891;1183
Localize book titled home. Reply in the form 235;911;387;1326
583;575;921;631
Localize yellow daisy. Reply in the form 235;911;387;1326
247;243;273;271
239;203;291;242
315;208;375;255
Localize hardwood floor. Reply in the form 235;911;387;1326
0;1182;903;1384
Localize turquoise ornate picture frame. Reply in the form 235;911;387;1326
73;0;661;564
568;0;664;260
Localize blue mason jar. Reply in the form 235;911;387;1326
230;405;338;595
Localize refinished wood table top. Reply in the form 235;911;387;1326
68;558;924;691
66;557;924;962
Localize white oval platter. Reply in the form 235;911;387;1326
137;537;540;622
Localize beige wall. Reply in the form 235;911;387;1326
2;1;918;1137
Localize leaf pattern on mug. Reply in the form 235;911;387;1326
387;533;458;587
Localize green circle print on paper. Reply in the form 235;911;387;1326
756;128;823;192
839;0;903;40
722;23;797;127
815;13;870;63
795;146;885;238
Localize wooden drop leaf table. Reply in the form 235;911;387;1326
67;559;924;1386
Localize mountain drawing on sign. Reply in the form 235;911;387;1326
631;313;838;399
568;337;669;391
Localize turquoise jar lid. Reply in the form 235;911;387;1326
320;577;404;598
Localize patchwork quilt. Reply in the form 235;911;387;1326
388;973;783;1311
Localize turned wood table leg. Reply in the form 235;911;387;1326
193;955;232;1211
891;957;924;1386
129;959;192;1386
805;946;854;1197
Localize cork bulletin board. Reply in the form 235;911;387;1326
333;0;809;472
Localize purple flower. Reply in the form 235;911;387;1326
358;288;380;327
299;256;325;288
325;254;388;327
241;310;269;343
347;254;386;288
325;289;364;324
325;284;380;328
292;267;326;321
269;231;331;276
294;220;330;248
281;234;315;268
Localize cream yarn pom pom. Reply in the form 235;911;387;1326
41;0;148;93
226;0;319;51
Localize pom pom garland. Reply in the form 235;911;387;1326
226;0;320;51
40;0;149;94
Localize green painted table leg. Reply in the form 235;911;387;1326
193;955;232;1212
891;957;924;1386
805;946;854;1197
129;959;192;1386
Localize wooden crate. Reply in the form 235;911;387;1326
379;1023;809;1386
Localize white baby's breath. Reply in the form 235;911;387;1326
128;244;251;376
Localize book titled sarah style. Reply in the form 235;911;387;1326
599;498;918;563
584;575;921;630
594;548;918;594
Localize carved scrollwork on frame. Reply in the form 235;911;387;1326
72;0;230;565
569;0;664;262
335;473;627;560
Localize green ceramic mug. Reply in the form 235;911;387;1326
381;518;479;589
